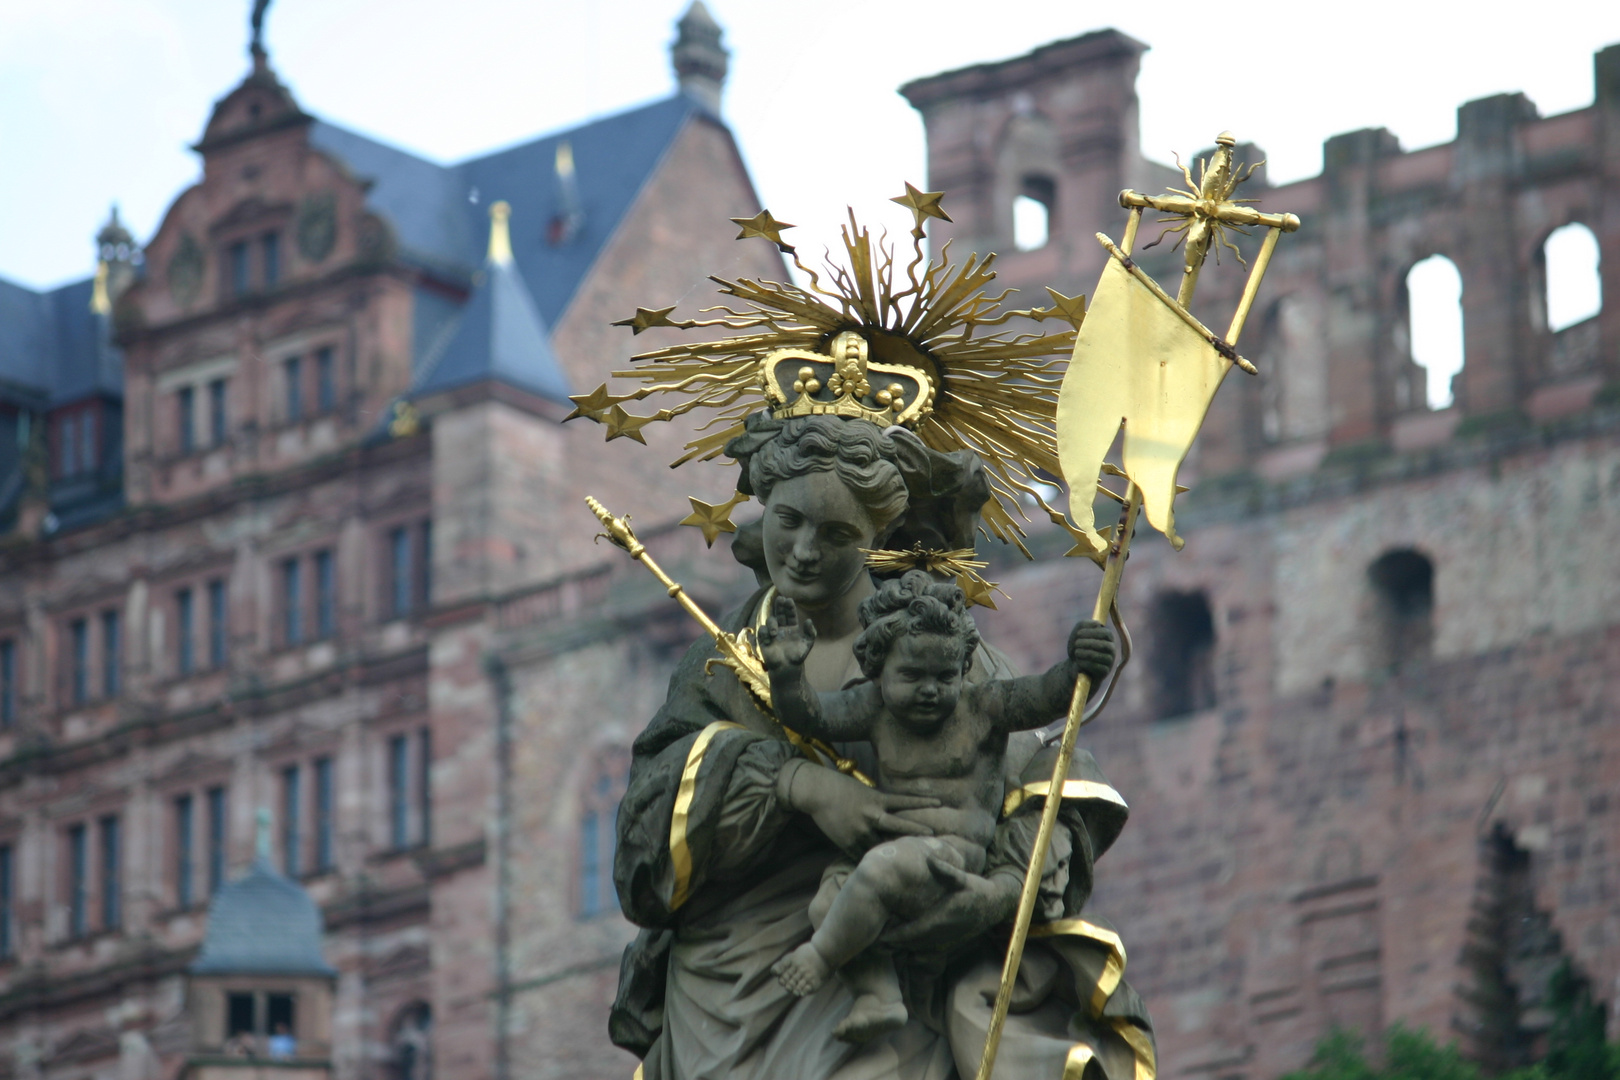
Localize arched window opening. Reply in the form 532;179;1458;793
391;1003;432;1080
1406;256;1464;409
1543;223;1602;333
1366;549;1433;675
1148;590;1216;719
578;746;630;918
1013;175;1054;252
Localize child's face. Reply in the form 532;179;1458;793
879;632;966;729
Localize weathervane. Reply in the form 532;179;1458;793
974;132;1301;1080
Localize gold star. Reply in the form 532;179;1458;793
565;383;619;423
604;405;654;444
956;571;1002;610
611;306;679;335
891;183;952;229
1042;287;1087;330
730;210;796;253
679;492;749;547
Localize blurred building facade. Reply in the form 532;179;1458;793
903;28;1620;1080
0;4;766;1078
2;11;1619;1080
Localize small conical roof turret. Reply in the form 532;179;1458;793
671;2;729;115
412;202;573;404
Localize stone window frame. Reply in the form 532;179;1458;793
155;354;238;462
52;801;126;947
272;336;346;431
376;723;432;856
264;539;342;653
49;593;124;715
374;516;433;624
149;557;235;684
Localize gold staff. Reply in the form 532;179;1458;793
975;134;1299;1080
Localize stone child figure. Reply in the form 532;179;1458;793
757;570;1115;1042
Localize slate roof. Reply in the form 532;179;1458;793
0;275;119;408
0;83;710;531
413;235;572;403
311;93;704;331
190;858;336;978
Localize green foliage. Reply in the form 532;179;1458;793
1279;1002;1620;1080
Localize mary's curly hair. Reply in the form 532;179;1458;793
852;570;980;680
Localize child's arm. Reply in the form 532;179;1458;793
758;596;880;742
977;619;1114;732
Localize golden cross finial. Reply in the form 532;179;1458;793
1121;132;1299;328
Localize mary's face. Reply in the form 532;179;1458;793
762;472;880;608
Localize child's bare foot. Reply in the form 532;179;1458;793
772;943;832;997
834;994;908;1042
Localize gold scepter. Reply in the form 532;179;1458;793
975;134;1299;1080
584;495;872;784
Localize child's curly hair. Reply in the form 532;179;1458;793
852;570;980;680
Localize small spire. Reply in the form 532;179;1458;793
255;807;273;863
488;201;514;265
90;262;111;316
671;2;729;114
549;142;584;246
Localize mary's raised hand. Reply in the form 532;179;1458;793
759;594;816;671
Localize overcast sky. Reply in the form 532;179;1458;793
2;0;1617;291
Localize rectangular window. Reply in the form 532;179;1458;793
227;992;255;1038
79;410;95;473
282;765;301;878
389;527;411;617
209;378;228;447
580;809;601;916
175;793;195;909
69;617;89;705
176;588;195;676
418;727;432;847
316;347;335;413
61;415;79;478
230;241;250;297
285;356;303;424
101;609;120;697
0;639;14;727
314;756;334;873
99;815;120;930
281;558;302;647
0;843;11;959
178;386;196;455
207;786;227;895
262;232;280;288
68;823;87;939
418;521;433;610
267;993;296;1039
208;579;228;669
314;550;335;640
388;734;409;849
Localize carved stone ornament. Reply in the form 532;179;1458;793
168;233;205;307
296;192;337;263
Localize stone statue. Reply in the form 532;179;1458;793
761;573;1115;1043
606;417;1150;1079
578;194;1159;1079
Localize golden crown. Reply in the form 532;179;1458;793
764;331;933;427
566;186;1090;555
